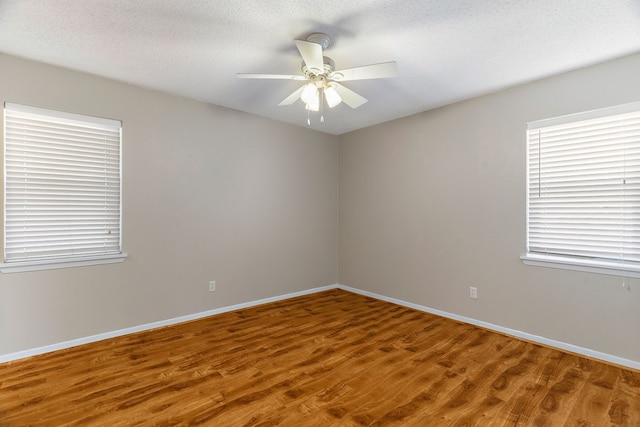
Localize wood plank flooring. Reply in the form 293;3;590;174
0;289;638;426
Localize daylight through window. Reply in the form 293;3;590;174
2;103;124;272
523;102;640;276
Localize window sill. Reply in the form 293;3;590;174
521;253;640;278
0;252;128;273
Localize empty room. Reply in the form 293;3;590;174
1;1;639;426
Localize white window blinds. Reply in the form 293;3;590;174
3;103;122;263
526;102;640;268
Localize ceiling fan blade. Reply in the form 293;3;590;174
278;85;306;106
294;39;324;74
331;83;368;109
238;73;307;80
332;61;398;81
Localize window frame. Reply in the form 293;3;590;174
521;101;640;278
0;103;127;273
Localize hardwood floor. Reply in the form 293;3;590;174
1;289;638;426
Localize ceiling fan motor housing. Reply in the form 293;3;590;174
302;56;335;80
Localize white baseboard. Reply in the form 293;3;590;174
3;283;638;371
336;284;640;371
0;284;337;363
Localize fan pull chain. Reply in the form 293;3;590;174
307;109;311;126
320;88;325;123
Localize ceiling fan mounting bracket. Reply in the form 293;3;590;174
306;32;331;49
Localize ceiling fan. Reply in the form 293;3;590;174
238;33;398;125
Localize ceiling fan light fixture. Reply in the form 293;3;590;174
305;99;319;111
324;84;342;108
300;83;318;105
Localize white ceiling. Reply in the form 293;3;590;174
1;1;639;135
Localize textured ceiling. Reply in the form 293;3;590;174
1;0;639;135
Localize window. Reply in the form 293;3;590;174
522;102;640;277
1;103;126;273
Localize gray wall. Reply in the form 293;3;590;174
0;54;339;355
3;51;640;365
338;53;640;363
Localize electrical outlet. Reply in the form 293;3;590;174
209;281;216;292
469;286;478;299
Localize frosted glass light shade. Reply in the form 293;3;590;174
301;83;318;106
324;85;342;108
305;97;319;111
